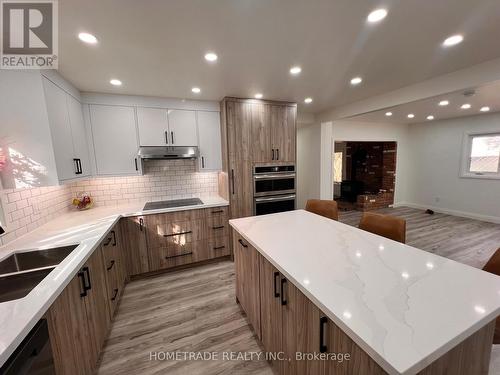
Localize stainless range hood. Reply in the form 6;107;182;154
137;146;199;160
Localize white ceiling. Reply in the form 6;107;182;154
349;80;500;124
58;0;500;113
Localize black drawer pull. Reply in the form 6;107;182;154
166;251;193;259
111;288;119;301
213;245;225;250
320;316;328;353
273;272;280;298
78;270;87;297
212;225;224;230
211;209;224;214
238;239;248;248
106;260;115;271
103;236;112;246
139;218;144;231
164;230;192;237
111;230;117;246
280;278;287;306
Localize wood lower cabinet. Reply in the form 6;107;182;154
121;215;150;276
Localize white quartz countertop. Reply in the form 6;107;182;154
229;210;500;375
0;196;228;367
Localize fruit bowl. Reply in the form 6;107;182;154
72;192;93;210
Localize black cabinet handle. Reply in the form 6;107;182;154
277;149;280;160
78;270;87;297
320;316;328;353
273;272;280;298
280;278;287;305
231;169;235;195
165;131;169;144
139;218;144;231
272;149;275;160
111;288;119;301
135;158;138;171
213;245;225;250
201;156;205;168
111;230;117;246
171;131;174;144
103;236;112;247
212;225;224;230
77;159;82;174
238;239;248;248
211;209;224;214
163;230;192;237
166;251;193;259
73;158;82;175
106;260;115;271
84;267;92;291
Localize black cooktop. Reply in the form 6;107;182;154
143;198;203;211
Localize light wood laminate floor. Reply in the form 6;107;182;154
99;207;500;374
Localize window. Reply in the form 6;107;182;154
461;132;500;179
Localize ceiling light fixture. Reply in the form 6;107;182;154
407;114;415;119
385;112;393;117
350;77;363;85
109;79;122;86
427;115;435;120
439;100;449;106
191;87;201;94
367;8;388;23
304;97;313;104
255;93;263;99
461;103;471;109
443;34;464;47
480;106;490;112
204;52;218;62
290;66;302;75
78;32;98;44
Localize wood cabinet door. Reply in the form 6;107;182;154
227;101;253;162
121;216;150;276
47;273;94;375
137;107;168;146
167;109;198;146
229;159;254;219
251;103;272;162
271;105;296;162
259;256;283;372
83;246;111;367
197;111;222;171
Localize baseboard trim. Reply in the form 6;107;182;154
393;202;500;224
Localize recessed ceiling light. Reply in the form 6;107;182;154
191;87;201;94
427;115;435;120
461;103;471;109
290;66;302;75
109;79;122;86
480;106;490;112
350;77;363;85
204;52;218;62
78;32;98;44
443;34;464;47
304;97;313;104
385;112;393;117
439;100;449;106
407;114;415;119
255;93;263;99
367;8;388;23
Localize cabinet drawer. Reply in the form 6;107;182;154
205;206;229;218
149;219;204;247
206;219;229;239
150;242;196;270
209;236;230;258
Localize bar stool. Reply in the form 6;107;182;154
305;199;339;221
482;248;500;344
358;211;406;243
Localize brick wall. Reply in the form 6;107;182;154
0;159;219;247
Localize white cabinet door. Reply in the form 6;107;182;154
67;95;91;177
42;77;77;180
90;105;139;175
197;111;222;171
137;107;169;146
167;109;198;146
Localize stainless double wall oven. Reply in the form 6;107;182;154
253;165;296;215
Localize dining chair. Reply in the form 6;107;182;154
482;248;500;344
305;199;339;221
358;211;406;243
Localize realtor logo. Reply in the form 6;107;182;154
1;0;58;69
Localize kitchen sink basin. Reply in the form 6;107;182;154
0;245;78;276
0;268;54;303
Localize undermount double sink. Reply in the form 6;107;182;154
0;245;78;303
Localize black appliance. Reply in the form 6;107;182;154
253;165;296;215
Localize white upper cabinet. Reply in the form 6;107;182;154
89;105;140;176
167;109;198;146
137;107;169;146
42;77;89;181
197;111;222;171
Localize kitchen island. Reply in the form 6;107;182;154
229;209;500;375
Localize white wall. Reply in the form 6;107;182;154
406;113;500;222
297;122;321;208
